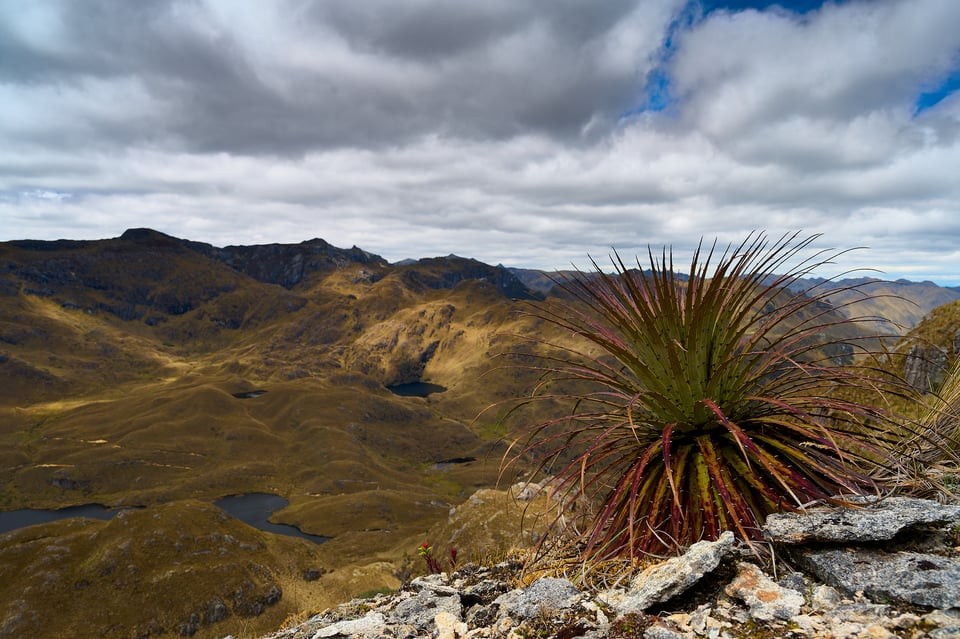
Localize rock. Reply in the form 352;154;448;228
923;609;960;627
763;496;960;543
602;531;735;614
203;597;230;623
724;562;805;621
904;344;949;393
462;576;510;604
388;588;461;631
642;621;687;639
509;479;547;501
924;610;960;639
777;571;806;594
493;577;582;619
434;610;467;639
809;584;842;612
312;612;385;638
799;548;960;609
302;568;324;582
260;511;960;639
409;573;460;597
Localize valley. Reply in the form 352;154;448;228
1;228;958;639
0;229;558;638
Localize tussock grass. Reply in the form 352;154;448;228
503;232;932;561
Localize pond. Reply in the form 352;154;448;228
431;456;476;470
232;389;268;399
386;382;447;397
0;503;119;536
214;493;330;544
0;494;329;545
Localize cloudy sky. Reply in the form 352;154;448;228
2;1;959;284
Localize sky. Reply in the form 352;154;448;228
1;0;959;284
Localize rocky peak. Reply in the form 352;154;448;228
398;256;543;301
201;239;389;289
119;227;190;249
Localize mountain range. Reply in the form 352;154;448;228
2;228;959;639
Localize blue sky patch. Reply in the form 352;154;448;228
699;0;843;15
628;0;851;118
915;66;960;114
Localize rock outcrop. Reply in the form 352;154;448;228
904;343;951;393
762;496;960;543
256;497;960;639
765;496;960;613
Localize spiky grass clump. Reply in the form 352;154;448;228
906;359;960;495
504;232;915;560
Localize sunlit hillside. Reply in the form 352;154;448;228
1;229;956;638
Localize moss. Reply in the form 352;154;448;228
607;612;653;638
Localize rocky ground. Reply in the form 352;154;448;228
250;496;960;639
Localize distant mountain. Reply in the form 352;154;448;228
779;276;960;335
510;268;960;335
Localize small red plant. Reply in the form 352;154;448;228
418;542;458;574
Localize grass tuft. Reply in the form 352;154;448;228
502;232;924;560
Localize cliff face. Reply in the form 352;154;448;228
904;343;952;394
895;300;960;393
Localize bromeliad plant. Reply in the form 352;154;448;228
503;232;915;560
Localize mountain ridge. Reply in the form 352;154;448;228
11;227;959;320
0;228;565;638
2;228;959;638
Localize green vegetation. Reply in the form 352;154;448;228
503;232;928;560
608;613;651;638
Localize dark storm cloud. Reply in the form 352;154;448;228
0;0;669;154
312;0;637;60
311;1;533;60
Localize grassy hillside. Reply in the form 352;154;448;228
1;230;948;638
0;230;566;638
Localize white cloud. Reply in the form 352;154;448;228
1;0;959;284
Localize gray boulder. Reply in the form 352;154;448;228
388;588;461;631
724;562;805;621
493;577;582;619
763;496;960;544
601;531;735;613
312;612;385;638
799;548;960;609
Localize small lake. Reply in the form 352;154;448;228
0;494;329;544
431;456;476;470
0;503;119;536
386;382;447;397
214;493;330;544
232;390;268;399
